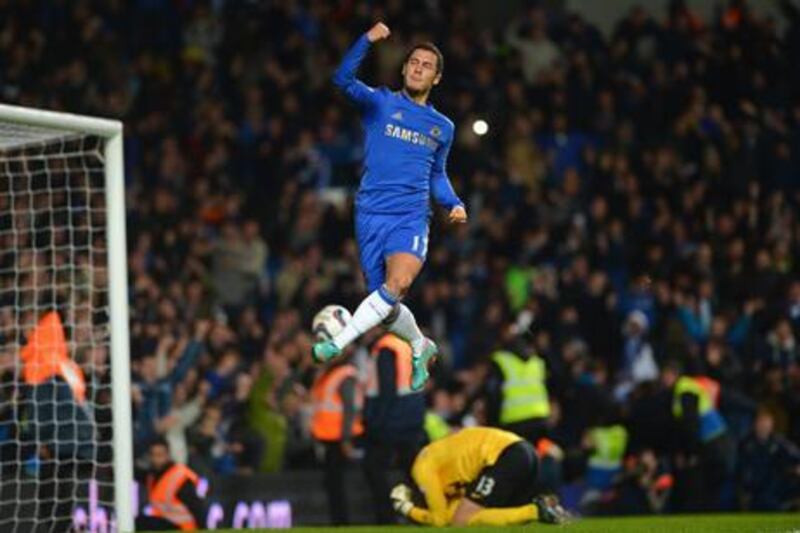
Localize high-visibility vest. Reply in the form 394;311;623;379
365;334;414;396
672;376;726;442
21;311;86;404
311;364;364;441
424;411;450;442
492;351;550;424
672;376;718;416
693;376;720;406
585;425;628;490
588;425;628;470
147;463;200;531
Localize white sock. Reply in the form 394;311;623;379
333;285;397;349
387;303;426;356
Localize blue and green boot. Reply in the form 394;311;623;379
312;340;341;363
410;338;438;391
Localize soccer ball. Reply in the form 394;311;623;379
312;305;352;341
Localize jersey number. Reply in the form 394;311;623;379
412;235;429;256
473;475;495;497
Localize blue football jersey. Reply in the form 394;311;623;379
333;34;463;215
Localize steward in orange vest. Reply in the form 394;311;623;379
310;358;364;443
310;353;364;525
364;333;425;436
20;311;94;533
363;333;425;524
21;311;93;458
137;439;206;531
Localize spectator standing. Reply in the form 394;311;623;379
738;410;800;511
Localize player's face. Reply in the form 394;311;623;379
403;49;441;94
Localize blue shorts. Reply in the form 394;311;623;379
355;211;430;292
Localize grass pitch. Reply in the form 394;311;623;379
181;513;800;533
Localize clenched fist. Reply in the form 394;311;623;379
366;22;391;43
448;205;468;224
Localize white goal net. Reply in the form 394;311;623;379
0;106;132;533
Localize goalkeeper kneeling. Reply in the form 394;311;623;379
392;426;570;526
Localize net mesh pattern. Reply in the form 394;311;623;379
0;130;114;532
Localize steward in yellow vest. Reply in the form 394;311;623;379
661;363;735;512
424;410;451;442
485;350;550;443
671;376;726;443
584;424;628;490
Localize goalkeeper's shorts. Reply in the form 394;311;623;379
465;440;539;508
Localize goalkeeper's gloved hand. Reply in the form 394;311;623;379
391;483;414;516
533;494;571;524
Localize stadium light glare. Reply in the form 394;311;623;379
472;119;489;136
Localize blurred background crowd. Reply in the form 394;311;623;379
2;0;800;519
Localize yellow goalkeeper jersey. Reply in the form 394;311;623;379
410;427;521;525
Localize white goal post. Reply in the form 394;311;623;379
0;104;133;532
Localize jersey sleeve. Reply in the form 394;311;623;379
408;497;459;526
430;127;464;210
332;34;382;111
411;453;451;526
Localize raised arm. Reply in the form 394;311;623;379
430;129;467;223
168;320;210;385
332;23;391;110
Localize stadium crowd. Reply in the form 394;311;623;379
2;0;800;518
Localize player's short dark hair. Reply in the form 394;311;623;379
404;42;444;74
